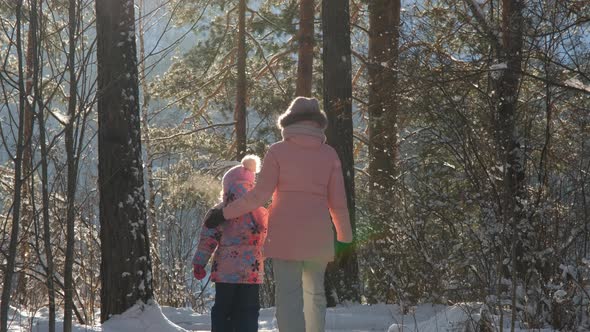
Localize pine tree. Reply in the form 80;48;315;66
366;0;401;303
63;0;79;329
322;0;360;305
496;0;526;328
368;0;400;199
296;0;314;97
96;0;154;322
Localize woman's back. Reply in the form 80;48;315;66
271;136;336;196
224;124;352;262
264;130;345;261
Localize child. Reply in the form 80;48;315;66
192;155;268;332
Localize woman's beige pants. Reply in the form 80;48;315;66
273;259;328;332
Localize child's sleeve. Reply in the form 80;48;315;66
192;223;221;266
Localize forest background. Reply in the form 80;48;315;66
0;0;589;331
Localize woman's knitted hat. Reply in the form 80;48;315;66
222;155;260;193
277;97;328;129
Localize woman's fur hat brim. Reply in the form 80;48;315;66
277;97;328;129
278;111;328;129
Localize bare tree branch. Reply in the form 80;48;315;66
151;122;236;142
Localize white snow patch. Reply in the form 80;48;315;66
388;304;479;332
100;302;186;332
12;302;558;332
553;290;567;303
564;77;590;93
49;108;70;125
490;62;508;70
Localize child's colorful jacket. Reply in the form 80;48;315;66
193;181;268;284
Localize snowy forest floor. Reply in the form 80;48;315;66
8;302;556;332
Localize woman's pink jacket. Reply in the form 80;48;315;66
223;132;353;262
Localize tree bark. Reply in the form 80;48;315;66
15;0;38;307
63;0;79;330
368;0;400;198
33;1;56;330
0;1;27;331
296;0;314;97
496;1;525;330
366;0;401;304
235;0;247;160
38;126;57;332
321;0;360;305
96;0;154;322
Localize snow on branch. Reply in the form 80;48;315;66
565;77;590;93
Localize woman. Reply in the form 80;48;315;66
204;96;353;332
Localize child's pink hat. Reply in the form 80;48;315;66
222;155;261;193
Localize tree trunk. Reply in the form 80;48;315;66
138;0;160;299
39;129;57;332
38;59;57;332
0;1;27;331
296;0;314;97
235;0;247;160
33;1;56;330
321;0;360;305
366;0;401;304
495;1;525;330
368;0;400;199
96;0;154;322
63;0;79;330
15;0;38;307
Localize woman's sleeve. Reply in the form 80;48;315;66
252;206;269;225
223;150;279;219
192;224;220;266
327;159;353;243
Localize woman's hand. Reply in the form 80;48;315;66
204;208;226;228
335;241;353;256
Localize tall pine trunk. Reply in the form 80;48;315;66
368;0;400;200
235;0;247;160
0;1;27;330
96;0;154;322
63;0;79;329
366;0;401;303
321;0;360;305
296;0;314;97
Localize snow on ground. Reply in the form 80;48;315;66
10;302;555;332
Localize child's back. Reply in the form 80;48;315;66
194;179;268;284
192;156;268;332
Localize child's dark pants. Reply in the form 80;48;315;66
211;283;260;332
